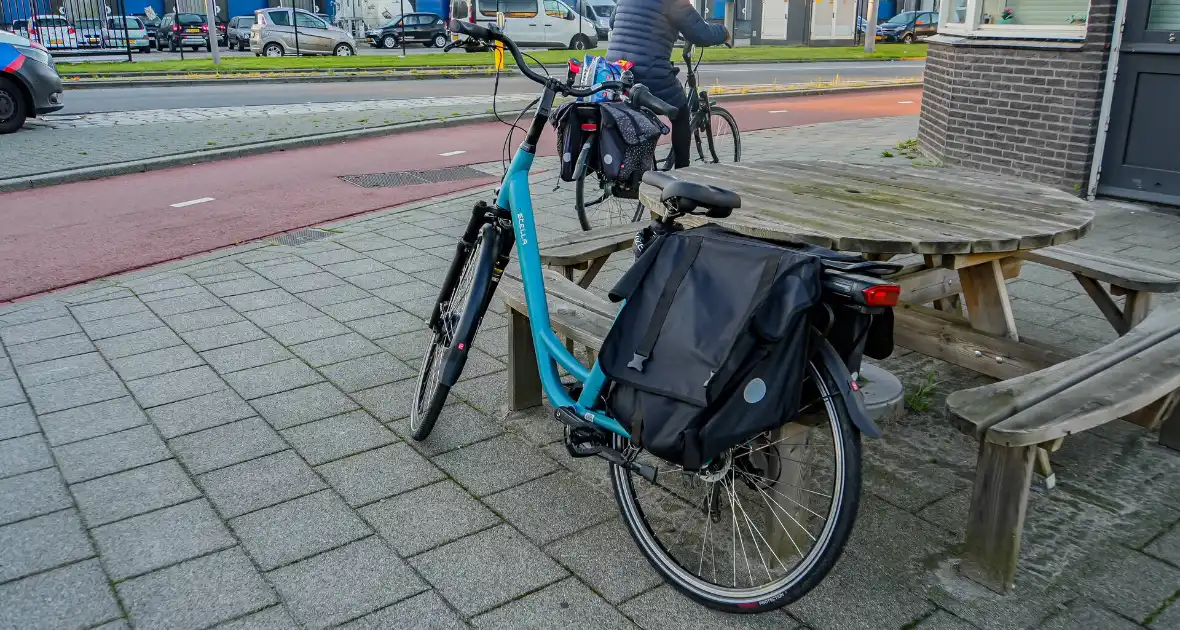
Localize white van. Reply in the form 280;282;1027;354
449;0;599;50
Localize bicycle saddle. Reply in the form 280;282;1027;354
642;171;740;218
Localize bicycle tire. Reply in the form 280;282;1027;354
410;225;497;440
609;353;861;613
702;106;741;164
576;166;645;231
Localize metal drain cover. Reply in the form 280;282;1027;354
274;228;334;246
340;166;488;189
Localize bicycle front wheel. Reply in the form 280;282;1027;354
410;225;496;440
610;356;861;613
697;106;741;164
575;170;645;231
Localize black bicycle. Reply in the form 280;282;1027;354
574;42;742;231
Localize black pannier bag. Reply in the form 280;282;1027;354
551;102;598;182
595;102;664;196
599;224;824;469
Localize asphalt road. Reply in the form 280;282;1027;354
58;60;925;114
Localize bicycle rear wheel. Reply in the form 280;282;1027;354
410;225;496;440
697;106;741;164
609;355;861;613
575;169;645;231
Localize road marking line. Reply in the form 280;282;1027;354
767;109;790;113
898;100;914;104
439;150;467;157
170;197;215;208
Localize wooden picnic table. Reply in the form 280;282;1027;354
639;160;1097;379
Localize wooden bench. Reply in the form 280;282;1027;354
945;300;1180;593
538;222;644;289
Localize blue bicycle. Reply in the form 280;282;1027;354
413;20;896;613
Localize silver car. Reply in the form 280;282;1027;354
106;16;152;53
251;8;356;57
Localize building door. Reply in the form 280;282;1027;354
1098;0;1180;204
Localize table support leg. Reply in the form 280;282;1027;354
958;260;1019;341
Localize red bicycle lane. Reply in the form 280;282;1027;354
0;88;921;302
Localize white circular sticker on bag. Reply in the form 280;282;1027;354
563;152;571;162
603;154;614;165
743;378;767;404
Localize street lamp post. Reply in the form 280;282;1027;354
204;0;220;63
863;0;878;52
399;0;406;57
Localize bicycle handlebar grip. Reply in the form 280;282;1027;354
449;19;495;42
629;84;680;118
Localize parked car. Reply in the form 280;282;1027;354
0;29;64;133
10;15;77;50
574;0;612;41
226;15;255;50
449;0;598;50
216;17;227;45
75;18;109;48
875;10;938;43
365;12;447;48
158;12;212;51
106;16;152;53
251;8;357;56
135;14;160;47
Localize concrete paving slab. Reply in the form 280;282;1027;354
6;333;95;367
359;480;500;558
389;403;503;457
147;389;257;438
250;382;360;430
223;358;323;400
51;424;172;484
230;490;371;570
0;432;54;479
168;417;286;475
72;459;201;527
201;339;294;375
0;509;94;582
93;499;235;579
316;442;445;507
0;468;71;526
0;559;120;630
280;410;396;466
337;590;467;630
433;435;560;497
199;450;326;519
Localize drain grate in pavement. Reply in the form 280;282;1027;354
274;228;334;246
340;166;489;189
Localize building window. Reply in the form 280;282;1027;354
938;0;1089;38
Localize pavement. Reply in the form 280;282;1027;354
1;114;1179;630
0;88;923;300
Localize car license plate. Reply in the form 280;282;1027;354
186;28;200;33
50;39;62;44
875;35;885;40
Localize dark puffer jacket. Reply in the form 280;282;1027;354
606;0;728;110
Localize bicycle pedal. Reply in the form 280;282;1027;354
565;426;606;458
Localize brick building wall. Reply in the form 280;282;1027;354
918;0;1117;193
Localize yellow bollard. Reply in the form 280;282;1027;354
494;40;505;70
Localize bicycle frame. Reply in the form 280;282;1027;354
495;86;632;440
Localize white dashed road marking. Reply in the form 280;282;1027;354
898;100;914;104
170;197;215;208
439;150;467;156
767;110;789;113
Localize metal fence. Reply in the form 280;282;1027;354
1;0;136;59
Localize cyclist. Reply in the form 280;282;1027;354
607;0;729;169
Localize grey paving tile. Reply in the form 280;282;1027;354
117;548;277;630
70;296;149;323
230;490;372;570
223;289;299;313
411;524;567;617
180;320;269;352
94;327;183;360
350;379;419;423
147;389;256;438
913;610;979;630
0;560;120;630
80;311;164;341
338;590;466;630
336;234;401;252
1152;601;1180;630
322;258;393;279
0;378;23;407
206;276;279;298
0;403;37;440
319;297;398;323
367;246;424;264
0;303;69;327
390;256;450;275
0;356;12;380
319;353;414;393
110;346;204;381
433;435;560;497
0;509;94;582
73;459;200;527
1146;523;1180;567
269;537;426;630
15;352;109;387
347;311;424;340
127;365;226;408
254;260;322;281
213;605;298;630
401;235;455;251
0;433;53;479
545;519;663;605
265;315;351;346
359;480;500;557
169;417;287;475
450;372;508;417
290;333;382;368
202;339;294;375
90;619;131;630
26;371;127;415
318;443;445;507
40;395;148;447
375;330;432;363
299;284;370;308
94;499;235;580
129;273;198;295
390;403;503;457
225;359;323;400
280;410;396;466
137;286;209;306
1039;600;1140;630
243;302;323;328
200;450;326;519
250;382;359;430
1083;548;1180;622
623;585;798;630
165;306;243;333
272;272;344;294
484;472;615;545
188;262;250;279
53;425;170;484
0;469;70;526
471;577;637;630
6;333;95;366
348;269;413;291
1;316;82;346
302;248;367;266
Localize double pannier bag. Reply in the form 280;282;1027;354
551;102;600;182
599;224;824;469
595;102;664;197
